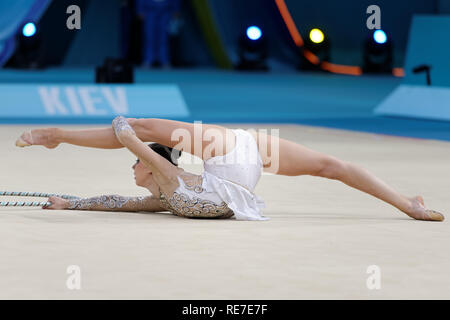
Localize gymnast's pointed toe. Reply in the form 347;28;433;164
426;209;445;222
15;131;33;148
15;129;60;149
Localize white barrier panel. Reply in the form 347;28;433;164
0;84;189;122
374;84;450;121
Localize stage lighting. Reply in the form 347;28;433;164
22;22;37;37
373;30;387;44
363;29;393;73
236;25;268;71
246;26;262;41
96;58;134;83
7;22;45;69
309;28;324;44
298;27;330;71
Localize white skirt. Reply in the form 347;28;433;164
201;129;269;221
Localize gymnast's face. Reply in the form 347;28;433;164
132;159;155;188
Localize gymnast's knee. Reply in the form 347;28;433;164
131;118;156;139
316;156;347;180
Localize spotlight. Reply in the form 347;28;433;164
309;28;324;44
236;25;268;71
373;30;387;44
363;29;393;73
246;26;262;41
22;22;37;37
298;27;330;71
8;22;45;69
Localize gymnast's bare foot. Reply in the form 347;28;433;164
15;128;60;149
406;195;445;222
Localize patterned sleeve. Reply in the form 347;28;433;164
67;195;165;212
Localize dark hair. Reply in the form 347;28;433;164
148;143;182;166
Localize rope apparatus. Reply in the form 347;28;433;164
1;201;50;207
0;191;80;207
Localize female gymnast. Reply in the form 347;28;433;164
15;116;444;221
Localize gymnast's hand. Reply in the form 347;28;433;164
43;196;70;210
112;116;137;143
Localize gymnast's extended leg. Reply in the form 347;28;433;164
254;131;443;221
16;118;236;160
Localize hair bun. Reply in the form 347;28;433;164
149;143;182;166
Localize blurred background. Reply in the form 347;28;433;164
1;0;450;140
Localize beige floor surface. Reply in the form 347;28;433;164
0;124;449;299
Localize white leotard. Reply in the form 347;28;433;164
163;129;268;221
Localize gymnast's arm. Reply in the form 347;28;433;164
44;195;167;212
111;116;180;186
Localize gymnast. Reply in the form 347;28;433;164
15;116;444;221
